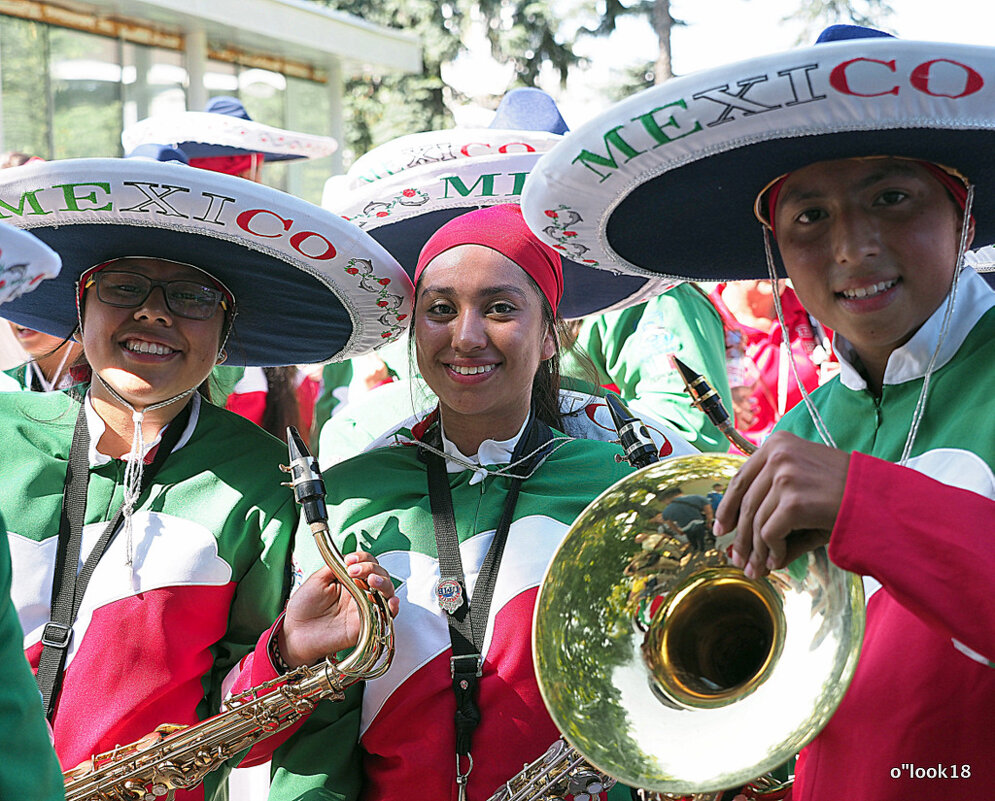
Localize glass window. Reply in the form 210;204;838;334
0;16;51;159
122;43;186;131
49;26;122;158
286;75;332;205
239;66;289;193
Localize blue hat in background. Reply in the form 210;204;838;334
815;24;894;43
125;143;189;164
203;95;253;121
122;96;337;163
489;87;569;135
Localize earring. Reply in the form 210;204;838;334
217;348;228;365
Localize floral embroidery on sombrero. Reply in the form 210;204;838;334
0;263;30;294
344;258;406;342
541;205;599;265
345;187;431;228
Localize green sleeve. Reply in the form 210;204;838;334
1;364;26;392
0;511;66;801
267;507;363;801
209;365;245;406
206;493;298;715
268;686;364;801
312;362;356;451
575;285;732;452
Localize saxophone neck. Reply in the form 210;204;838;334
283;426;395;683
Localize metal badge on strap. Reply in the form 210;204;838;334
435;577;465;614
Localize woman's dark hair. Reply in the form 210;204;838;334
410;266;565;432
260;366;302;440
0;151;36;169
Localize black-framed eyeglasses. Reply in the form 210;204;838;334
87;270;227;321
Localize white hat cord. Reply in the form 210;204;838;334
94;372;195;583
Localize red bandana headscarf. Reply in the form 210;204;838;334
415;204;564;314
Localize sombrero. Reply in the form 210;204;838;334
0;158;412;366
965;247;995;289
122;96;337;163
325;89;676;319
0;222;60;306
520;27;995;281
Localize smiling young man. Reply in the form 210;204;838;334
521;23;995;801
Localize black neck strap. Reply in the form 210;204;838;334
36;396;193;719
423;414;555;785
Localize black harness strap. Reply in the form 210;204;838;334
37;398;192;719
423;415;555;789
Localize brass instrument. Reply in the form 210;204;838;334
63;426;394;801
487;397;811;801
531;406;864;797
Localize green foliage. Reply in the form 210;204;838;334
785;0;896;42
312;0;462;160
312;0;581;158
477;0;582;87
0;17;51;158
580;0;658;36
605;60;655;102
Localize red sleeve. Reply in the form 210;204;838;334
225;391;267;426
830;451;995;661
221;614;309;767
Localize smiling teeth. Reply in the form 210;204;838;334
125;340;174;356
841;279;897;299
450;364;495;375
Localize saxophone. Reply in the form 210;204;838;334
63;426;394;801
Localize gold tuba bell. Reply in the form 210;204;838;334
532;451;865;797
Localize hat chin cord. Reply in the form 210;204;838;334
94;372;196;589
762;183;976;465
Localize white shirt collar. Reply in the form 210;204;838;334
84;390;201;467
439;415;530;485
836;267;995;391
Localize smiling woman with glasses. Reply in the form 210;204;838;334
0;157;411;797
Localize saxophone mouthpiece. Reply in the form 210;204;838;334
605;393;659;469
669;355;731;427
670;355;757;455
285;426;328;525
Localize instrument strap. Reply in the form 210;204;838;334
423;414;554;795
36;397;192;719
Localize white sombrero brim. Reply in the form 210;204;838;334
0;159;412;366
123;112;337;162
521;38;995;282
964;247;995;289
329;151;676;320
345;127;564;186
0;222;60;306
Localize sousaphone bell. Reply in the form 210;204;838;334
533;453;865;795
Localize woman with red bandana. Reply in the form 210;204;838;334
269;204;637;801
